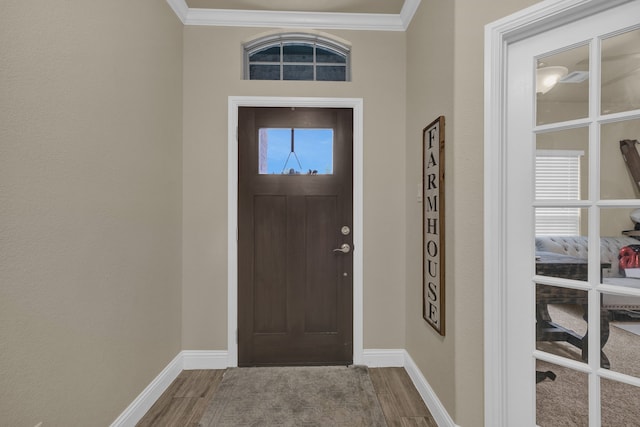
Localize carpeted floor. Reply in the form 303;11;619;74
612;322;640;337
198;365;388;427
536;304;640;426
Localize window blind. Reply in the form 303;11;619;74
535;150;583;236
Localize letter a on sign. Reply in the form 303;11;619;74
422;116;445;335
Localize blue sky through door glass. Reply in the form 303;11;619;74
259;128;333;175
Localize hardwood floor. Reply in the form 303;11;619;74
137;370;224;427
369;368;438;427
136;367;437;426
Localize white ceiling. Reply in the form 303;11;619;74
166;0;420;31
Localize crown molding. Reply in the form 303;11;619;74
166;0;188;23
400;0;421;30
185;9;406;31
166;0;421;31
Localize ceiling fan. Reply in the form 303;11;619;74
537;51;640;94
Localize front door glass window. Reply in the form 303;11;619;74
258;128;334;175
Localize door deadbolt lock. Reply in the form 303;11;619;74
341;226;351;235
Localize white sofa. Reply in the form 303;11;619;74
535;235;640;311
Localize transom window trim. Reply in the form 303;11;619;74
243;33;351;81
535;149;584;236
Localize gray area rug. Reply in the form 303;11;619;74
198;365;388;427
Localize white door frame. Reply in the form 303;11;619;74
483;0;632;425
227;96;364;367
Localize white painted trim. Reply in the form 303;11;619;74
165;0;419;31
185;9;406;31
483;1;632;426
182;350;229;370
109;353;183;427
227;99;239;368
228;96;364;368
362;349;405;367
399;0;422;30
165;0;188;23
404;351;459;427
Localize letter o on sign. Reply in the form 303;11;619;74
426;240;438;257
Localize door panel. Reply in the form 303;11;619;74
238;107;353;366
304;196;339;333
253;195;287;334
506;1;640;425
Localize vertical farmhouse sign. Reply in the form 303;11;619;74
423;116;445;335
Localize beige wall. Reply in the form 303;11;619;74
452;2;542;425
405;0;456;416
0;1;183;425
7;0;611;425
405;1;542;425
182;27;407;350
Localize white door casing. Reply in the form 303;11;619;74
485;0;639;425
227;96;364;368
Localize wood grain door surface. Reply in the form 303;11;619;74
238;107;353;366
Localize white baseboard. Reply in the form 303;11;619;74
110;352;183;427
182;350;229;370
110;350;228;426
362;348;406;367
403;351;460;427
111;348;458;427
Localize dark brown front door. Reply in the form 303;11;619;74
238;107;353;366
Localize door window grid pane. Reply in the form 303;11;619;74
317;66;347;81
535;150;583;236
601;28;640;115
600;116;640;200
535;44;590;126
601;377;640;426
283;65;314;81
249;64;281;80
282;43;314;63
536;358;589;426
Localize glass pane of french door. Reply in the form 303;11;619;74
506;2;640;425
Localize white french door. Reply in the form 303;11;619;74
504;1;640;425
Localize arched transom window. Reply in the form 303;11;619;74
243;33;350;82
